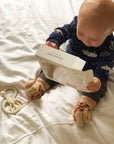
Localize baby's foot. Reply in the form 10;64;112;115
72;95;96;127
25;78;50;99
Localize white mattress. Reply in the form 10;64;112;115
0;0;114;144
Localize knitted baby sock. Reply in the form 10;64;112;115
72;95;96;127
25;78;50;99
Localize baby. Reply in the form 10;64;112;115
25;0;114;127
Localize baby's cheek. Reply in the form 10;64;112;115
92;41;103;47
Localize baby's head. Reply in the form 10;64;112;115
77;0;114;47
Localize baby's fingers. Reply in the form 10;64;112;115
45;41;58;49
87;86;98;92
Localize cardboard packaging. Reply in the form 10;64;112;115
36;44;93;92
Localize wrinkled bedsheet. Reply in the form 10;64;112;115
0;0;114;144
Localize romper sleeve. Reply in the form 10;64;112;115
94;35;114;84
46;16;77;48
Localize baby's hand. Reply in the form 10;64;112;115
87;77;101;92
45;41;58;49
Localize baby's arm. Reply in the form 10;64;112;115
46;16;77;48
90;35;114;92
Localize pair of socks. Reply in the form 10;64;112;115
25;79;96;127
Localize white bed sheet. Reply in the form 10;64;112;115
0;0;114;144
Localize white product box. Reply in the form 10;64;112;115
36;44;93;92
